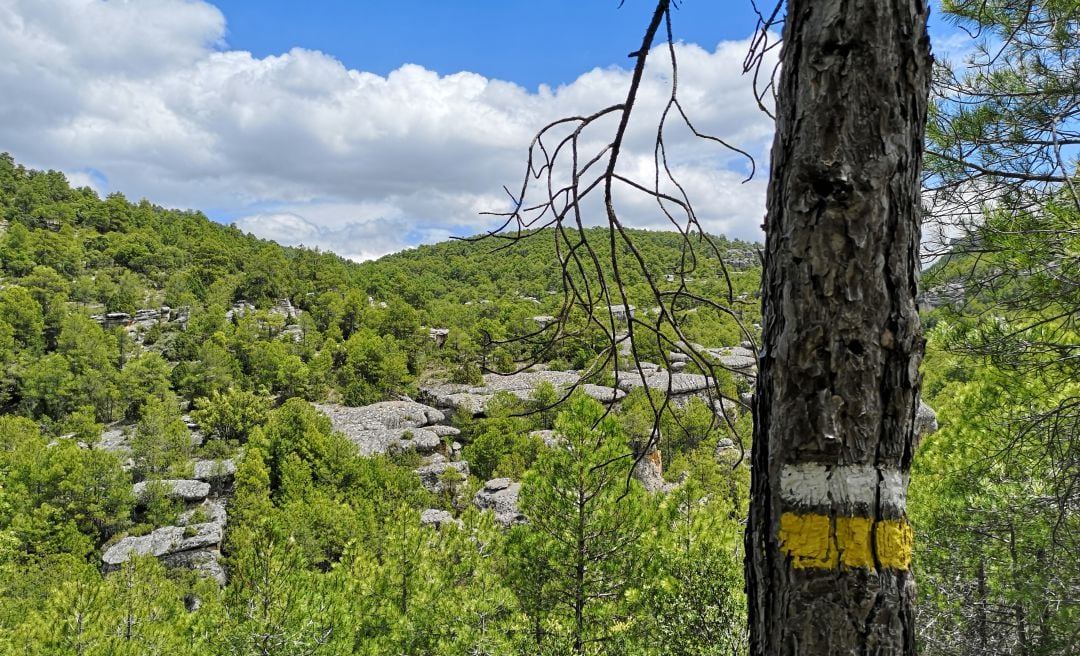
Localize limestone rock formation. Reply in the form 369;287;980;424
414;460;470;495
529;429;562;449
161;548;226;584
631;433;665;493
421;370;624;417
103;521;225;584
315;401;454;456
707;345;757;375
473;478;524;527
133;479;210;503
419;509;461;529
915;400;939;447
178;499;227;527
192;458;236;494
614;369;713;396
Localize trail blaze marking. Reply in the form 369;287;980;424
875;518;914;570
777;513;834;568
778;513;912;570
779;463;909;515
836;516;874;568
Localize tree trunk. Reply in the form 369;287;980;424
746;2;932;655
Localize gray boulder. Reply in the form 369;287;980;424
316;402;448;456
712;398;739;418
317;400;445;430
473;478;525;527
178;499;227;527
427;392;488;416
714;438;741;463
632;443;665;493
717;354;757;372
614;370;713;395
192;459;233;480
530;429;562;449
414;460;470;495
419;509;461;529
160;548;226;585
102;522;222;567
97;426;130;452
915;401;939;442
192;459;236;494
429;424;461;438
369;427;443;455
579;384;625;404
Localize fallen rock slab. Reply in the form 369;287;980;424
102;522;223;567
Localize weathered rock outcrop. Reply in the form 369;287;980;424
91;306;188;345
614;369;714;396
473;478;524;527
631;432;665;493
133;479;210;503
529;430;562;449
915;400;939;444
161;548;226;584
415;460;470;495
421;371;624;417
419;509;461;529
315;401;456;456
708;346;757;376
103;519;225;584
103;522;222;565
178;499;227;527
97;426;130;452
108;483;229;583
192;458;237;495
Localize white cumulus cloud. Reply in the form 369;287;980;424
0;0;774;260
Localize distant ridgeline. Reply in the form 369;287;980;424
0;149;762;503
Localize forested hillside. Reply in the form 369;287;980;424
0;153;755;654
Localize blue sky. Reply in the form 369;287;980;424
0;1;967;261
212;1;765;89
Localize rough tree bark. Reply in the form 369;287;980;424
746;1;932;655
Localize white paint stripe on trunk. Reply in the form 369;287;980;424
779;463;908;513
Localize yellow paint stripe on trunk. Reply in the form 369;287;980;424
875;517;914;569
778;513;912;570
777;513;835;568
836;516;874;568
